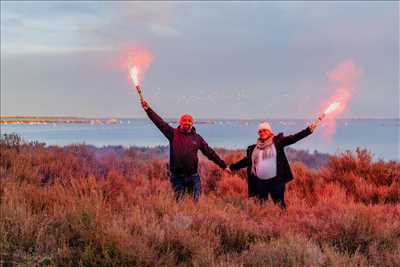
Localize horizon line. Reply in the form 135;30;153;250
1;115;399;121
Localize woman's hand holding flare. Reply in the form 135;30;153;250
309;102;340;133
308;122;317;132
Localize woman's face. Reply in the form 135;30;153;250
258;128;273;140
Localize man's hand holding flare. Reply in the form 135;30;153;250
141;99;150;110
134;84;149;110
135;85;144;102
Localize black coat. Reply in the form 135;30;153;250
230;127;312;197
145;107;227;176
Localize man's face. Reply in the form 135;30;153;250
179;114;193;132
258;128;273;140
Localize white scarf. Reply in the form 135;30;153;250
251;136;274;175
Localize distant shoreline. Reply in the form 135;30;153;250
0;117;120;125
1;117;399;125
1;116;86;119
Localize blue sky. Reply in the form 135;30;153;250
1;1;398;119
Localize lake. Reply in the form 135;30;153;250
1;118;399;161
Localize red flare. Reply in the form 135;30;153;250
318;60;363;141
324;102;340;115
118;44;154;87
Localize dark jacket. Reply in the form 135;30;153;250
145;107;227;176
230;127;312;197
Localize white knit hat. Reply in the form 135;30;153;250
258;122;272;132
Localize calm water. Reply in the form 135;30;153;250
1;119;399;161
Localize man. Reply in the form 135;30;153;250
141;100;229;201
229;121;317;209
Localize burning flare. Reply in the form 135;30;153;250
314;101;341;125
129;65;144;102
120;45;154;102
324;101;340;115
129;66;139;87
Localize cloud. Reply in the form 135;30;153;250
75;2;180;49
1;2;398;118
1;2;180;54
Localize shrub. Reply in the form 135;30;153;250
1;136;399;266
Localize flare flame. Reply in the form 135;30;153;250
324;102;340;115
129;66;139;87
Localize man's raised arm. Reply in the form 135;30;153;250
141;100;174;140
198;136;227;170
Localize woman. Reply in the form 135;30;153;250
229;121;317;209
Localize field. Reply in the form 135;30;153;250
1;133;399;266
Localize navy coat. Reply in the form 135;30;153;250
230;127;312;197
145;107;227;176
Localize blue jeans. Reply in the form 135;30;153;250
170;174;201;202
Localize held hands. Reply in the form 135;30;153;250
225;166;232;174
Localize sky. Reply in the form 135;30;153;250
1;1;399;119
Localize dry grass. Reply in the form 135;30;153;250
1;134;399;266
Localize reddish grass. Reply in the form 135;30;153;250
1;133;399;266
